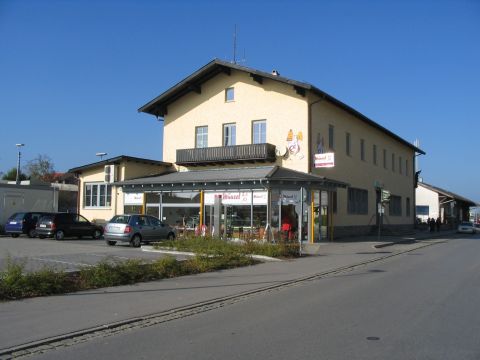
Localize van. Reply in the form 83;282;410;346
4;212;52;238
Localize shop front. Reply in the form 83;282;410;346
119;166;347;243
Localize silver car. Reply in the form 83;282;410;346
104;214;176;247
457;221;475;234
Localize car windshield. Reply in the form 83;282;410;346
461;222;473;226
39;214;55;222
109;215;131;224
10;213;26;221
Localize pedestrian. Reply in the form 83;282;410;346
429;218;435;232
436;217;441;232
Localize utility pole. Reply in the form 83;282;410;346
15;143;25;184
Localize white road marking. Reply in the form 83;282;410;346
30;257;93;267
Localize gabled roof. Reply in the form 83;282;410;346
118;166;348;191
139;59;425;155
418;182;478;206
68;155;172;174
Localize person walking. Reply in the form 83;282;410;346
436;217;441;232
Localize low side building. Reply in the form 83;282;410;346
69;156;173;224
415;182;477;226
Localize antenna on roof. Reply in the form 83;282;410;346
233;24;237;64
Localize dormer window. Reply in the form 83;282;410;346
225;87;234;102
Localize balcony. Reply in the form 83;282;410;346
176;143;277;166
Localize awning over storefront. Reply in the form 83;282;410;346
117;166;348;193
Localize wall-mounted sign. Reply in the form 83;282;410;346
204;191;268;206
124;193;144;205
314;152;335;168
286;129;304;160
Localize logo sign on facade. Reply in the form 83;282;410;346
314;152;335;168
124;193;144;205
204;191;268;206
381;190;391;203
286;129;305;160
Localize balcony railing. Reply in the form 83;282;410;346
176;143;277;166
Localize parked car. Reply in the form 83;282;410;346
36;213;103;240
457;221;476;234
104;214;176;247
474;223;480;233
4;212;52;238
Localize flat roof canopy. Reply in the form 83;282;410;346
118;166;348;193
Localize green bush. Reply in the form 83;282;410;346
155;235;300;258
0;258;70;300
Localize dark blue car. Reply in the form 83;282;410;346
5;212;52;238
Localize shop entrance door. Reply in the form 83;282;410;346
281;204;298;241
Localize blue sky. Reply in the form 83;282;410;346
0;0;479;202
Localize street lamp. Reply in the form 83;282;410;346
15;143;25;184
96;152;107;161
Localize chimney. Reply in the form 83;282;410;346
271;69;280;76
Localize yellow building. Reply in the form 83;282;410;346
121;60;424;241
69;156;173;224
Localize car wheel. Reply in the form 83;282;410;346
106;240;116;246
92;229;102;240
130;234;142;248
11;234;19;238
38;235;46;239
55;230;65;241
167;232;175;241
27;229;36;238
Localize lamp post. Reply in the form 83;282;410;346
15;143;25;184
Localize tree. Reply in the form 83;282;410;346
25;154;56;182
1;167;28;181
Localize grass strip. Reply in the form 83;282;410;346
0;254;258;301
154;235;300;258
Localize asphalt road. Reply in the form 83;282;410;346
0;235;180;272
30;235;480;360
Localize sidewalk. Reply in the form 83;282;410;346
0;230;455;352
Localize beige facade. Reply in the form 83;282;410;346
310;97;416;228
164;70;309;173
159;62;418;235
70;157;173;224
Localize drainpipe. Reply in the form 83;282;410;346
308;97;325;174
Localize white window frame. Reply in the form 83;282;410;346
195;126;208;148
252;120;266;144
223;123;236;146
225;87;234;102
84;183;112;209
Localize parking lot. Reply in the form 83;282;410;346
0;235;185;273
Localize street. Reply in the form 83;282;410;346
22;234;480;360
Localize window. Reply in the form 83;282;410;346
383;149;387;169
84;183;112;208
223;123;236;146
252;120;266;144
399;156;403;174
346;132;351;156
360;139;365;161
347;188;368;215
406;197;411;217
195;126;208;148
328;125;335;150
389;195;402;216
225;87;234;102
373;144;377;165
406;159;409;176
392;153;395;172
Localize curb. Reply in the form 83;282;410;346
141;246;282;262
373;231;458;249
